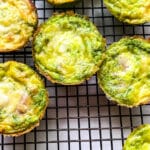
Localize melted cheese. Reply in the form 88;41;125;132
0;92;9;107
0;81;29;114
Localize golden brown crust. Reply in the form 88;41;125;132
47;0;79;5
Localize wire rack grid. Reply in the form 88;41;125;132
0;0;150;150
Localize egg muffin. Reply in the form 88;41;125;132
33;12;106;85
104;0;150;24
0;61;48;136
0;0;38;52
47;0;79;6
98;37;150;107
124;124;150;150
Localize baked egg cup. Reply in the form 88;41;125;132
0;61;48;136
33;12;106;85
98;37;150;107
104;0;150;24
124;124;150;150
0;0;38;52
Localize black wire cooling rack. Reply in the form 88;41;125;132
0;0;150;150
